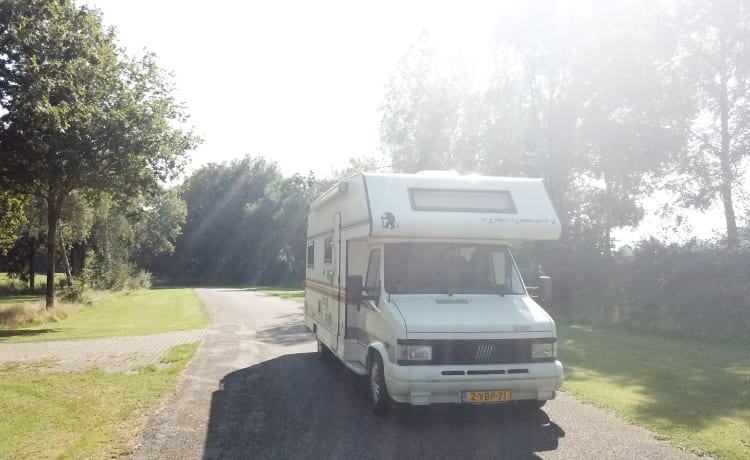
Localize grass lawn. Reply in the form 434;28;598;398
0;274;65;309
559;322;750;459
0;342;199;459
0;288;209;343
251;286;305;303
0;273;60;293
0;293;43;307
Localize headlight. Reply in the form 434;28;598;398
397;344;432;361
531;342;555;359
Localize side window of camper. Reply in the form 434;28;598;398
365;249;381;289
307;242;314;268
324;237;333;264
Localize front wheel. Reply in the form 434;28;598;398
368;354;390;415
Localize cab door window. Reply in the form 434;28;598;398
365;249;381;296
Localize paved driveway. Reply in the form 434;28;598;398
133;288;699;460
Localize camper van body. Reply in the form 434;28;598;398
305;172;563;408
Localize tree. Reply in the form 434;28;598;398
161;157;323;286
171;157;284;285
0;0;198;307
83;190;184;288
489;0;693;255
676;0;750;249
0;191;25;255
572;1;691;255
329;155;389;180
133;188;187;271
56;191;95;284
1;195;46;290
492;1;586;245
260;173;319;285
379;35;468;173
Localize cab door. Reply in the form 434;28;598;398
361;248;382;347
346;248;381;346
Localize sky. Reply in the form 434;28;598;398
84;0;737;244
86;0;506;178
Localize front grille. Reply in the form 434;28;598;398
431;340;530;365
397;338;555;366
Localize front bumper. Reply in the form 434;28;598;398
384;360;564;405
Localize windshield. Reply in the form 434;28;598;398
384;243;525;295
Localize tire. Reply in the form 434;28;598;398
317;339;332;361
516;399;546;411
368;354;390;415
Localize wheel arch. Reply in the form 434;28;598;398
366;342;389;367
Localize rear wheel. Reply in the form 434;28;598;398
368;354;390;415
317;339;332;361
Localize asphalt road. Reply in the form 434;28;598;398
133;288;699;460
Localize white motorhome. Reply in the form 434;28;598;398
305;172;563;413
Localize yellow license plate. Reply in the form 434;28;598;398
462;390;511;403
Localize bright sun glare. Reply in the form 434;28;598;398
87;0;508;177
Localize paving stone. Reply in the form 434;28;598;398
0;329;207;372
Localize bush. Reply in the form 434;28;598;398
57;273;90;303
126;270;152;290
546;239;750;341
86;248;150;291
626;240;750;340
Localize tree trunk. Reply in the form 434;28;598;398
104;213;112;273
45;192;65;309
28;236;36;292
59;217;73;288
719;158;737;250
719;72;738;250
718;31;738;250
603;174;613;258
604;216;612;258
46;204;58;309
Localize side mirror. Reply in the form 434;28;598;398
539;276;552;304
345;275;363;305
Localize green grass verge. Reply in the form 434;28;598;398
250;286;304;303
0;274;67;309
559;322;750;459
0;342;199;459
0;293;43;307
0;273;61;294
0;288;209;343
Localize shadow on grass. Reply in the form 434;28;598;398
0;328;59;339
559;323;750;433
204;353;564;459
